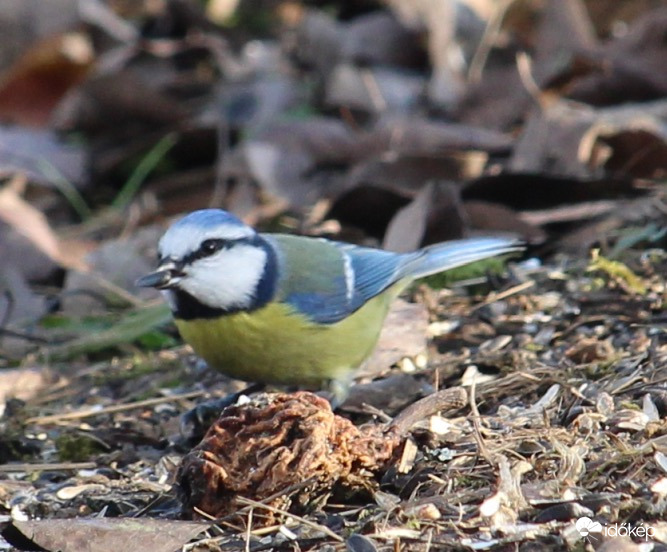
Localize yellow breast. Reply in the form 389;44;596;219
174;290;398;388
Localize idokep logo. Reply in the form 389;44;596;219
576;517;602;539
575;517;655;542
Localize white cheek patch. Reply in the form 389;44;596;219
159;222;255;260
179;244;267;310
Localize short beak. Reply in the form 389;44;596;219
136;261;184;289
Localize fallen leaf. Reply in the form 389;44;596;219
532;0;597;86
464;200;546;244
0;32;93;127
52;70;187;134
0;180;87;271
61;227;162;314
327;184;410;240
361;117;512;157
383;182;466;252
0;367;49;410
387;0;466;108
0;126;88;187
8;518;208;552
290;9;424;77
325;63;424;113
567;7;667;105
509;99;667;180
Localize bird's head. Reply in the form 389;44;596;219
137;209;275;316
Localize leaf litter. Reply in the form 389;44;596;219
0;0;665;551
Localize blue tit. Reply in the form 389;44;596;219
137;209;522;402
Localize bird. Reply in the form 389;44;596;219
137;209;522;403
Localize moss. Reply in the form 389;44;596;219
56;432;109;462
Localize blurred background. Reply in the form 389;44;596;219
0;0;665;368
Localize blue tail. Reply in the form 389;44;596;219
400;237;523;280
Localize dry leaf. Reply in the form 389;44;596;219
0;32;93;127
0;367;49;411
0;179;90;272
383;182;466;252
9;518;208;552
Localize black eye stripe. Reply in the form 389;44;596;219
201;238;225;253
178;235;259;266
181;239;227;264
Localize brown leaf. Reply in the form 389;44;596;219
0;181;87;271
383;182;466;252
509;100;667;180
464;201;546;245
567;7;667;105
9;518;208;552
347;150;487;201
223;117;356;208
463;173;645;211
343;375;432;416
53;70;187;133
455;54;531;130
327;184;410;240
325;63;424;113
61;228;162;314
532;0;597;86
383;183;436;252
0;32;93;127
0;367;50;409
0;126;87;187
340;10;425;67
0;266;47;329
387;0;465;108
251;117;358;164
565;338;615;364
290;9;424;76
361;117;512;157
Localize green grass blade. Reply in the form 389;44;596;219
44;302;173;361
112;133;177;210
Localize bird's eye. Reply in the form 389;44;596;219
200;239;225;256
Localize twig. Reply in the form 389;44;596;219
211;477;319;526
0;461;97;472
193;506;217;521
360;68;387;112
235;496;344;543
356;403;392;423
86;274;145;307
389;387;467;434
515;51;545;107
245;507;253;552
469;376;493;465
471;280;535;311
26;390;206;424
468;0;516;84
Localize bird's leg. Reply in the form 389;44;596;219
323;376;354;410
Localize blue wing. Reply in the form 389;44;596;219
267;235;407;324
336;243;407;303
267;234;522;325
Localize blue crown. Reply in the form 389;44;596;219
173;209;246;230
